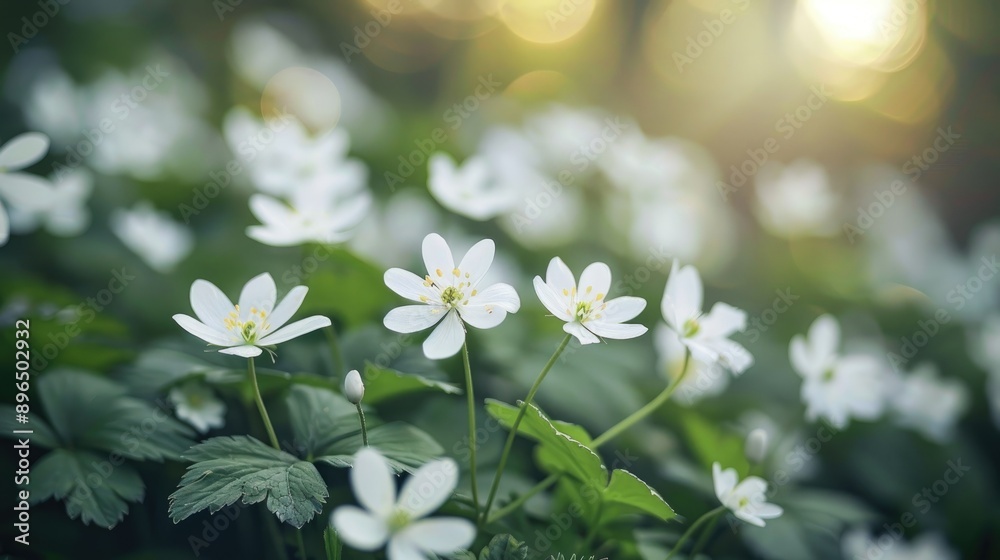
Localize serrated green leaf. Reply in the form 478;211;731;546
313;422;444;473
362;362;462;404
31;448;145;529
601;469;676;523
485;399;607;488
479;534;528;560
169;435;328;528
285;385;357;456
0;405;60;448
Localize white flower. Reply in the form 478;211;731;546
888;363;967;443
345;369;365;404
744;429;769;464
172;272;331;358
383;233;520;359
0;132;56;246
332;448;475;560
110;201;194;272
654;324;730;404
427;152;518;220
753;160;841;238
9;169;92;238
661;260;753;374
533;257;647;345
842;528;958;560
168;382;226;433
712;462;782;527
246;184;371;247
789;314;887;429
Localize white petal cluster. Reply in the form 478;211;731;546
888;363;967;443
712;462;783;527
110;201;194;273
0;132;57;246
168;382;226;433
753;159;841;238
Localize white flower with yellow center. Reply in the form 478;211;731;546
533;257;648;345
712;462;783;527
332;448;475;560
172;272;331;358
662;260;753;374
383;233;520;360
168;381;226;433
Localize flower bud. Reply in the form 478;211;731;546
744;428;769;464
344;370;365;404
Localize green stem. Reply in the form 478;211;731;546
690;510;722;557
248;357;281;450
591;348;691;447
461;342;481;518
355;403;369;446
323;326;344;378
481;334;572;524
295;529;307;560
666;506;726;559
486;473;560;525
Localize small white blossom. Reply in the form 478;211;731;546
168;382;226;433
841;528;958;560
383;233;520;359
173;272;331;358
8;169;92;238
246;184;371;247
332;448;475;560
712;462;783;527
345;369;365;404
654;324;730;404
533;257;647;345
754;160;841;238
0;132;56;246
744;429;769;465
427;152;518;220
110;201;194;273
661;260;753;374
888;363;967;443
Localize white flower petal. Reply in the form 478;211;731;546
533;277;572;321
257;315;331;345
545;257;576;304
385;268;439;303
600;296;646;323
0;200;8;246
247;225;307;247
751;502;783;519
249;194;294;226
264;286;308;333
577;262;611;300
470;283;520;312
422;233;455;282
333;506;389;551
563;321;600;345
190;279;236;327
423;310;465;359
397;458;459;518
238;273;277;321
810;314;840;363
0;173;56;211
789;335;814;379
458;303;507;330
218;344;263;357
387;537;425;560
351;448;397;517
0;132;49;170
173;314;234;346
712;462;737;503
457;239;495;288
662;260;702;329
585;321;647;340
702;338;754;375
698;302;747;339
384;305;446;333
396;518;476;553
735;510;766;527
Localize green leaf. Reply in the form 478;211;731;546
298;249;394;327
31;448;145;529
601;469;676;523
169;436;328;528
285;385;357;456
681;412;749;477
0;406;61;448
478;534;528;560
362;362;462;404
314;422;444;473
485;399;607;488
323;527;342;560
119;348;235;394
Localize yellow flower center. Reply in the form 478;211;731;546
222;305;271;343
683;318;700;338
387;510;411;532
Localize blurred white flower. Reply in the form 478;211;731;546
654;324;730;404
173;273;331;358
344;369;365;405
110;201;194;272
970;315;1000;430
598;127;692;193
246;185;371;247
9;169;92;238
712;462;783;527
23;68;82;144
744;428;769;465
168;382;226;433
427;152;518;220
661;260;753;374
350;189;441;268
888;363;967;443
332;448;475;560
0;132;56;247
522;104;607;170
533;257;648;345
790;315;887;429
383;234;520;359
841;528;958;560
753;160;841;238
